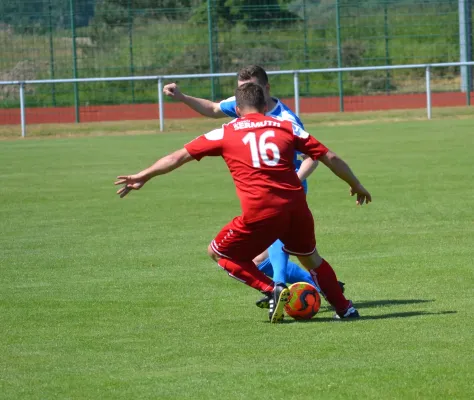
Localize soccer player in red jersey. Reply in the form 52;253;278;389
164;65;346;306
115;83;371;323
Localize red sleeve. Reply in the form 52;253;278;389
184;128;224;161
292;125;329;160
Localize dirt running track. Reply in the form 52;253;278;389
0;92;472;125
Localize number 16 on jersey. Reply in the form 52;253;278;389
242;131;280;168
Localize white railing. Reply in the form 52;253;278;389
1;61;474;137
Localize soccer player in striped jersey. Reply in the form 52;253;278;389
163;65;344;303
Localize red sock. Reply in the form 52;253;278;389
218;259;274;293
310;259;350;313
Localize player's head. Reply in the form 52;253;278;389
237;65;271;102
235;82;267;116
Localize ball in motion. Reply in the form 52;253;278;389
284;282;321;320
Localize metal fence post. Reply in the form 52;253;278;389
158;78;164;132
48;0;56;106
207;0;216;101
426;66;432;120
336;0;344;112
19;82;26;138
459;0;472;105
464;0;472;105
384;3;392;94
303;0;310;95
128;0;135;104
294;72;300;117
69;0;80;122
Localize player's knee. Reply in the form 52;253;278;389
298;250;323;270
207;245;220;262
253;249;269;265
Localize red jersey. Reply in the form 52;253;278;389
184;113;329;223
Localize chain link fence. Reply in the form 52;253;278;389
0;0;472;119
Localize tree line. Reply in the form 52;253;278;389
0;0;452;34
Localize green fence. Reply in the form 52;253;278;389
0;0;472;109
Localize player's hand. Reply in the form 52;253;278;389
163;83;184;101
115;174;148;198
350;184;372;206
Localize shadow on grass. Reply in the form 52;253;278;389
316;299;435;313
354;299;435;309
281;310;457;324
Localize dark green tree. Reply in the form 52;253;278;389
190;0;300;27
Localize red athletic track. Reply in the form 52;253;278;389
0;92;472;125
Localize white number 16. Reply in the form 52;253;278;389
242;130;281;168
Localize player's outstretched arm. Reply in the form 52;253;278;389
319;151;372;205
163;83;226;119
297;155;319;182
115;148;194;198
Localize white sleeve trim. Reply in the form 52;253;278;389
204;128;224;141
292;123;309;139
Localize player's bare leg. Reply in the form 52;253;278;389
252;250;268;266
297;250;359;319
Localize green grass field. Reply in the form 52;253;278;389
1;114;473;399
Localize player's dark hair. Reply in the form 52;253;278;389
237;65;269;86
235;82;266;113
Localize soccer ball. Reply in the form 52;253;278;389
284;282;321;320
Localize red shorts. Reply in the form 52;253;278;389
210;203;316;261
